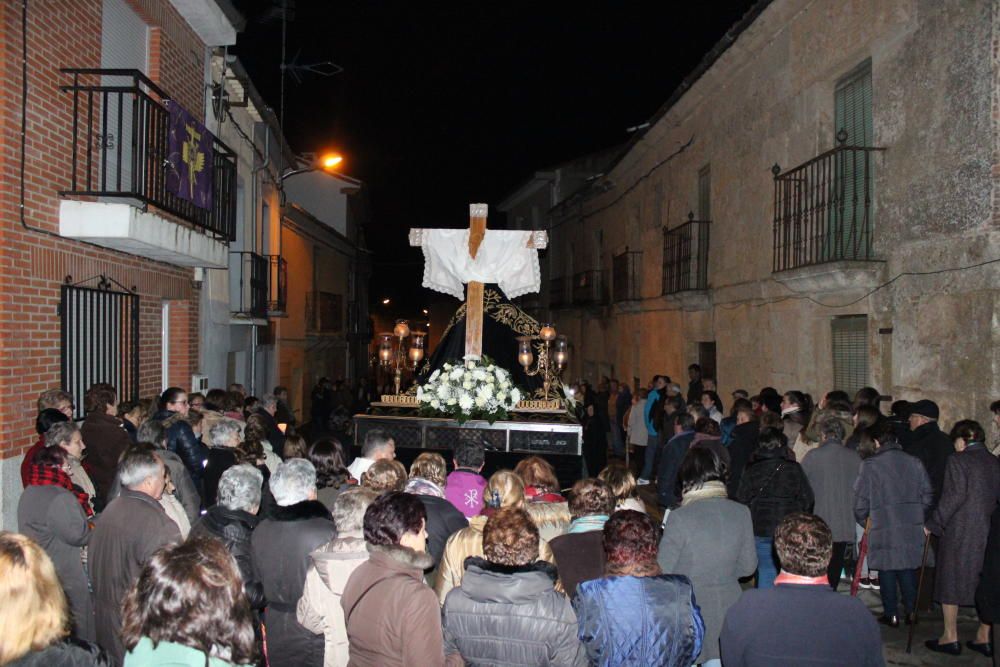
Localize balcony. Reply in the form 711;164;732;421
230;252;268;320
58;69;237;267
266;255;288;317
572;270;605;306
549;276;569;309
612;250;642;302
663;215;710;294
773;145;883;273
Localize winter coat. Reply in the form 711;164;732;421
658;495;757;663
417;494;469;566
341;543;445;667
736;448;814;538
526;499;572;541
202;446;237;508
720;583;884;667
726;422;758;498
250;500;335;667
445;469;488;518
8;638;110;667
926;444;1000;605
626;399;647;447
549;529;605;600
80;411;132;505
190;505;265;609
151;409;207;493
435;515;558;604
317;481;354;513
106;449;200;525
124;637;250;666
802;407;854;445
657;430;696;508
975;504;1000;624
781;410;807;448
800;439;861;542
90;489;181;665
17;484;95;642
574;574;705;667
903;421;954;507
296;530;368;667
442;558;588;666
252;408;286;457
853;441;933;571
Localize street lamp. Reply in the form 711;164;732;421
280;152;345;182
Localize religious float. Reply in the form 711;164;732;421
354;204;585;481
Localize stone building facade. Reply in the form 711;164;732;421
538;0;1000;426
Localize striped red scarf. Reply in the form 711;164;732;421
26;464;94;517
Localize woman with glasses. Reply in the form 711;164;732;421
152;387;207;497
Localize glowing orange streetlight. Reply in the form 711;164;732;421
320;153;344;170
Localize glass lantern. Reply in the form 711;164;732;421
516;336;534;368
409;331;426;365
393;319;410;339
377;333;394;366
553;335;569;369
539;322;557;341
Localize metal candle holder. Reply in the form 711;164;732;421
378;320;425;394
517;323;568;402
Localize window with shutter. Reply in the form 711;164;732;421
830;61;874;261
831;315;868;397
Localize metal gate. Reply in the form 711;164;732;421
60;278;140;420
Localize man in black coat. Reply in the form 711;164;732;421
727;407;759;498
975;505;1000;667
251;459;335;667
255;394;287;457
903;400;953;507
657;412;697;508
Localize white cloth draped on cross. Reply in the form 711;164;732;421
409;203;548;359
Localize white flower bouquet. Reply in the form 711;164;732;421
416;356;522;424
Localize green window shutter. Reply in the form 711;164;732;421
831;61;874;260
831;315;868;397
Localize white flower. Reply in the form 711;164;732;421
474;396;487;408
477;384;494;399
436;384;451;400
430;399;440;409
447;397;457;406
472;370;486;381
511;388;522;404
416;386;425;400
429;370;441;382
450;367;464;380
458;395;474;411
462;380;473;390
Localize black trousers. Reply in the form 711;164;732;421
828;541;850;590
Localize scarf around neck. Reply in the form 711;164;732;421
680;480;728;507
569;514;609;534
27;463;94;517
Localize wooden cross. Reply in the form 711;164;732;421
410;203;546;360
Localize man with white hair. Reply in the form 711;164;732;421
90;448;181;664
190;464;267;609
255;392;287;454
252;458;335;667
348;429;396;480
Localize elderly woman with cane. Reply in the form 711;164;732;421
853;424;933;628
924;420;1000;657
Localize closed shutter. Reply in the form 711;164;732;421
831;61;874;260
831;315;868;397
100;0;149;194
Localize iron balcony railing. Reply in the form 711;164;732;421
612;249;642;302
772;144;883;272
549;276;569;309
266;255;288;316
60;69;237;242
230;252;268;319
663;214;710;294
572;270;605;306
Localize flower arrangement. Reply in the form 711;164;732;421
416;357;522;424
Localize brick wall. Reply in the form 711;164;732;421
0;0;210;460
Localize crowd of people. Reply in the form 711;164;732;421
3;374;1000;666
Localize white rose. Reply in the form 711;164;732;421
487;365;495;372
511;388;522;404
430;399;440;409
497;392;507;402
462;380;473;390
447;397;457;406
500;380;510;389
429;370;441;382
474;396;487;408
458;395;474;411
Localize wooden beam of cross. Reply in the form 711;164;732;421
409;203;547;360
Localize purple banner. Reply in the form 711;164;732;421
165;100;214;209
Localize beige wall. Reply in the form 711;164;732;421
545;0;1000;427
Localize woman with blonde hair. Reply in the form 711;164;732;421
435;470;559;603
599;462;646;514
360;459;407;492
406;452;467;567
0;531;108;666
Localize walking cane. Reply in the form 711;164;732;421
851;518;871;597
906;532;933;654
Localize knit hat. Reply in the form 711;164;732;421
910;399;939;421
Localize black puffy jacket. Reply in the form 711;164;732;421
736;447;814;537
190;504;266;609
8;638;111;666
152;409;207;494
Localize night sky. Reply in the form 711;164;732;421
229;0;757;312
